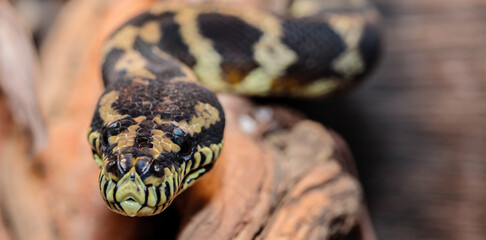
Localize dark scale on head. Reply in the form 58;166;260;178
94;76;224;181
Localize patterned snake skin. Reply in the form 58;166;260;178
87;0;380;217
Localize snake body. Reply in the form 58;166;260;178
88;0;380;217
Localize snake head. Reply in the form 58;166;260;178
88;79;225;217
95;120;223;217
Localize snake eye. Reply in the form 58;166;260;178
171;127;193;159
101;131;109;147
179;139;193;160
101;121;120;147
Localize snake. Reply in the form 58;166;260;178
87;0;380;217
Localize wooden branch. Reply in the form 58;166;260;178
0;0;375;239
0;2;52;240
176;95;364;240
0;1;46;153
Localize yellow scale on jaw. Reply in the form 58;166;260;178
115;168;146;216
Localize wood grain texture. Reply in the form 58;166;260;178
175;96;365;240
0;1;46;153
0;2;52;239
284;0;486;239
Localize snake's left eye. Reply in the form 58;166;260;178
101;131;109;147
179;139;193;160
101;122;120;147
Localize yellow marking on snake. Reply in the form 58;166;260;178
292;78;341;97
235;11;298;95
211;143;222;159
103;22;163;80
98;90;125;122
201;147;213;165
165;168;175;198
147;186;157;207
93;153;103;168
178;101;221;136
183;168;207;188
114;51;156;79
105;181;116;202
185;159;193;174
139;21;161;44
159;182;167;203
116;168;146;216
103;21;161;55
142;176;160;187
100;174;107;193
329;14;365;78
133;115;147;123
174;6;298;94
138;207;153;216
88;127;102;158
109;125;139;154
87;127;97;146
175;8;230;92
102;25;139;60
151;129;180;158
102;168;118;183
179;161;186;177
193;151;201;170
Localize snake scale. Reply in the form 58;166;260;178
87;0;380;217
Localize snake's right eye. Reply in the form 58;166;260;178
101;132;109;147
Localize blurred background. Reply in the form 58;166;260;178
1;0;485;239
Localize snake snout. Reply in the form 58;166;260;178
114;168;147;216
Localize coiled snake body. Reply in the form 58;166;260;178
88;0;380;217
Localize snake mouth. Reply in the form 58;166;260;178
99;169;176;217
99;159;215;216
100;179;175;216
118;198;143;217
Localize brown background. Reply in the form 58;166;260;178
287;0;486;239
